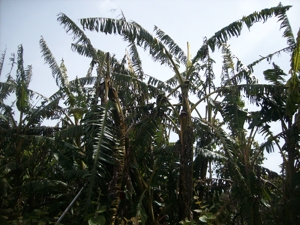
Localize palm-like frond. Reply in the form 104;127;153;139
47;76;96;104
79;16;184;84
198;54;215;96
147;74;174;95
22;101;58;128
55;125;84;140
228;83;285;106
284;30;300;117
192;5;292;63
199;119;234;160
0;109;16;141
40;38;68;89
126;42;145;80
285;29;300;117
22;179;67;192
221;44;236;86
86;59;95;78
112;72;158;110
16;45;30;112
263;63;286;85
259;137;275;154
291;29;300;74
218;81;247;135
165;74;180;88
221;44;257;87
82;102;117;215
130;21;180;71
16;45;31;88
0;78;16;102
131;111;161;159
154;26;187;65
198;118;248;187
8;52;16;76
135;189;148;224
248;45;293;73
40;37;76;107
195;146;227;161
57;13;98;60
70;43;102;60
277;3;295;48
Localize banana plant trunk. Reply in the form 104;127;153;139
283;129;297;224
100;54;126;224
178;80;194;221
108;86;126;225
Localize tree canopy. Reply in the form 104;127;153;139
0;3;299;225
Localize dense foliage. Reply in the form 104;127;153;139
0;3;299;225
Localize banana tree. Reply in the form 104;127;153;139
206;9;299;223
54;13;172;224
241;28;300;224
0;45;67;224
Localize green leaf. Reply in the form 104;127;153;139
199;215;207;223
16;45;29;112
199;214;216;223
96;205;107;214
88;215;106;225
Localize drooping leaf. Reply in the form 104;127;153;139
263;63;286;85
193;5;292;63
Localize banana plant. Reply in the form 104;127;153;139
243;28;300;224
216;10;299;224
56;13;170;224
0;45;67;224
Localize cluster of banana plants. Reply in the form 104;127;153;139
0;3;299;224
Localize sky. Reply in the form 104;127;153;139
1;0;300;173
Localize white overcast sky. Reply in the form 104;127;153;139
1;0;299;173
